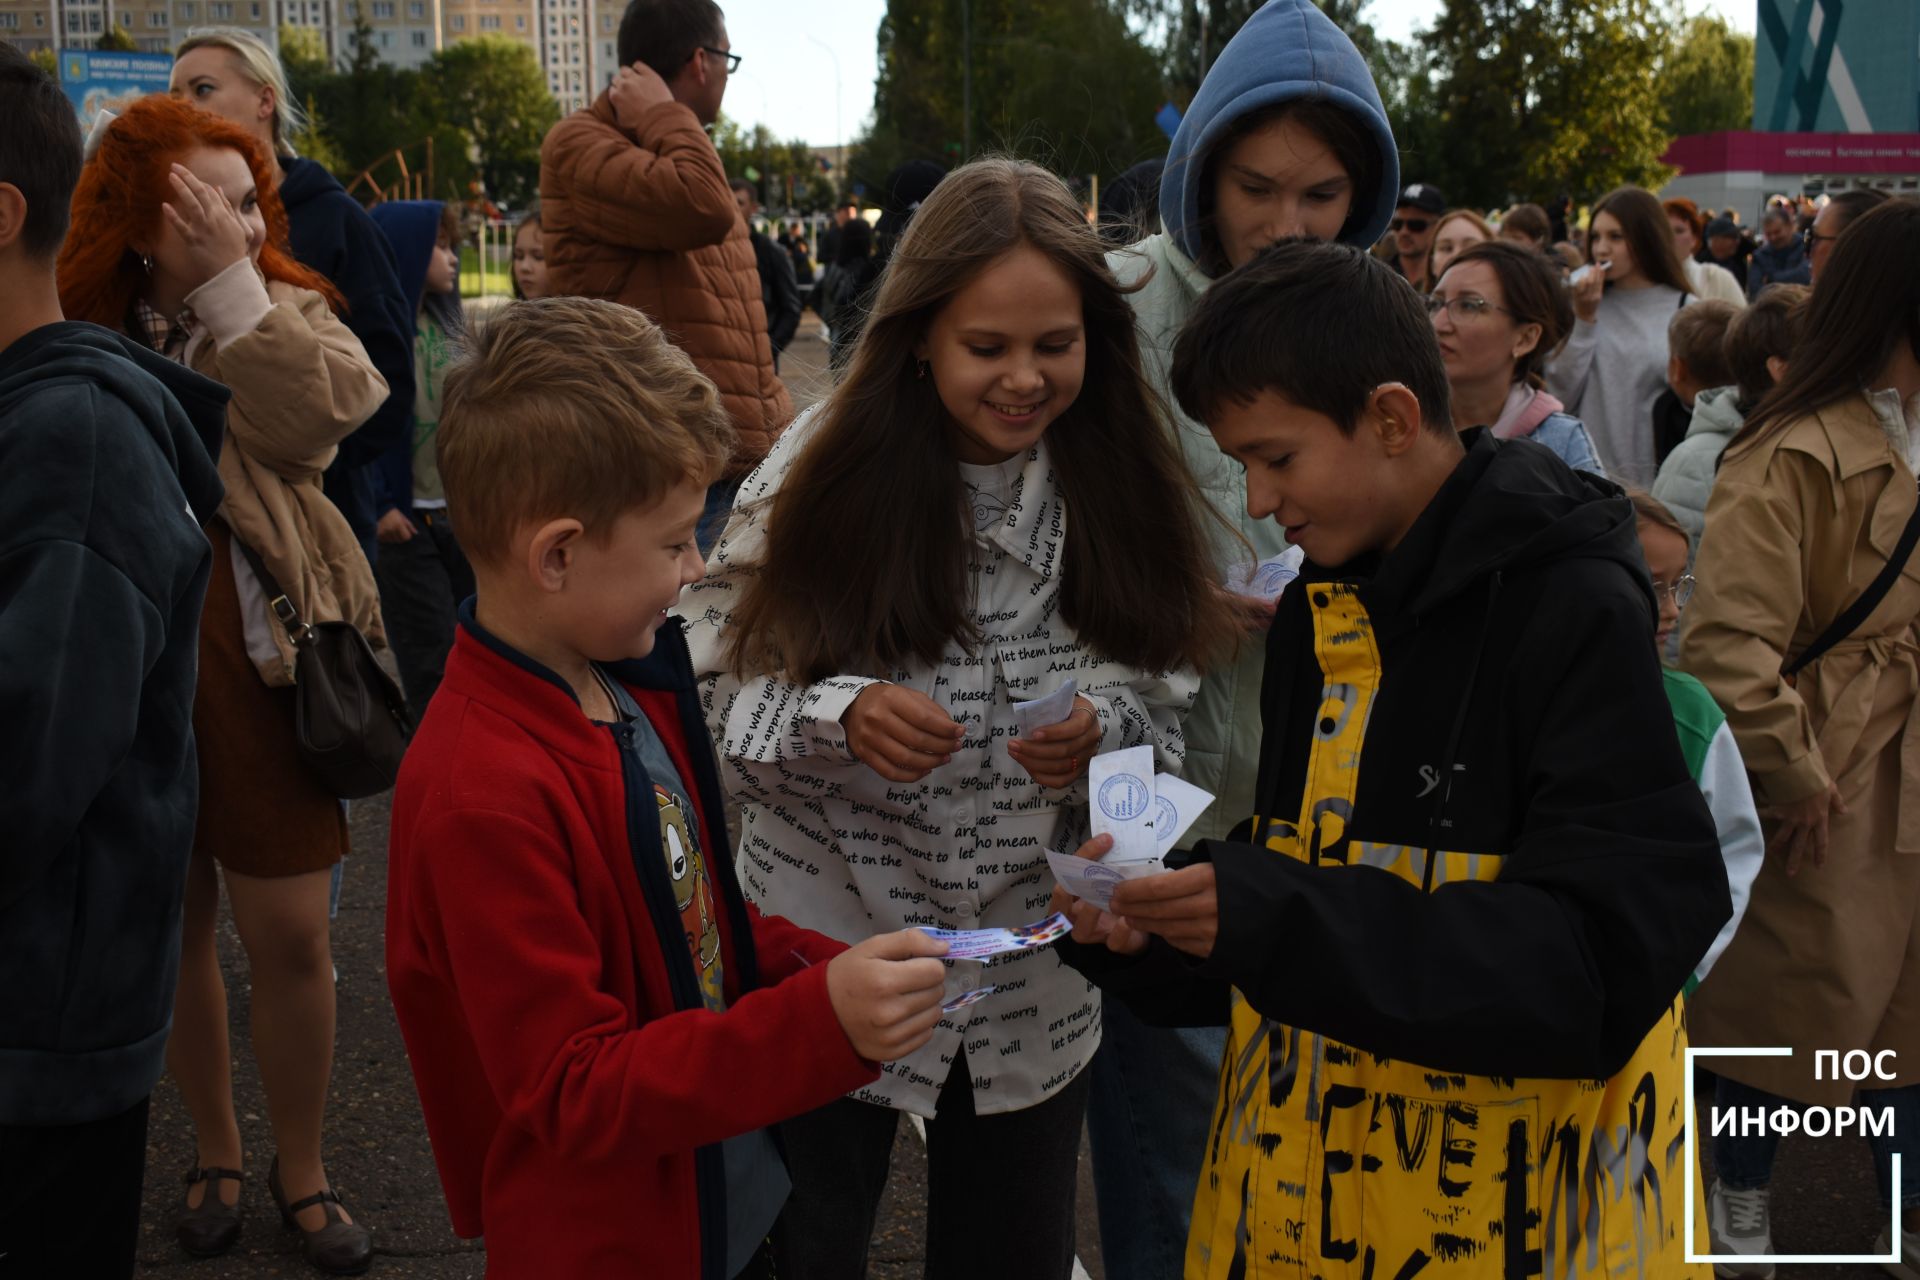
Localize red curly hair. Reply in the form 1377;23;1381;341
57;94;342;334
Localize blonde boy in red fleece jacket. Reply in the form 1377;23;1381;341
385;297;950;1280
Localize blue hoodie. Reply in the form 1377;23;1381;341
367;200;465;519
1160;0;1399;262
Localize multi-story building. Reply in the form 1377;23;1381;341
1;0;616;109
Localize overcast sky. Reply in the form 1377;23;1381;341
715;0;1757;149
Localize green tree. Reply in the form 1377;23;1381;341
96;23;139;51
1659;13;1753;137
416;36;557;207
1419;0;1675;209
29;47;58;76
714;114;837;213
855;0;1165;198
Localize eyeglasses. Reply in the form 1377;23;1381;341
1806;230;1839;246
1654;574;1696;609
702;45;741;72
1424;294;1511;322
1391;217;1431;233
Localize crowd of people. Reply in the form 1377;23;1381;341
4;0;1919;1278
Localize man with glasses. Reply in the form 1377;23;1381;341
540;0;792;551
1388;181;1445;292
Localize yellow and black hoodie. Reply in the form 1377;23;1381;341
1065;433;1730;1280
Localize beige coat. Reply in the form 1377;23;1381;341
1682;391;1920;1105
181;265;389;686
541;94;792;478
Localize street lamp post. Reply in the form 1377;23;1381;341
805;33;843;175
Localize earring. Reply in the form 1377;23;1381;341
915;359;929;380
140;254;152;274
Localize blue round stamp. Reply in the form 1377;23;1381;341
1099;773;1151;821
1081;862;1124;885
1151;794;1177;836
1252;562;1295;594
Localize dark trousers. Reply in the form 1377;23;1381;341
323;459;380;567
0;1096;150;1279
772;1054;1092;1280
373;508;474;723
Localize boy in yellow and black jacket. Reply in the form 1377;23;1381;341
1056;240;1731;1280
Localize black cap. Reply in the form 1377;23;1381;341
1704;215;1739;239
1395;182;1446;215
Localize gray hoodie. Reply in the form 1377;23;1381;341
1652;384;1743;549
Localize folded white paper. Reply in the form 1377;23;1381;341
1011;677;1078;738
1150;773;1215;854
1224;546;1306;603
1090;745;1158;862
1046;848;1165;911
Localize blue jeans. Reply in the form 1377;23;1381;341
696;478;742;556
1715;1074;1920;1208
1086;995;1226;1279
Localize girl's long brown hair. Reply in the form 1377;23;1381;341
57;93;340;332
727;157;1233;684
1727;199;1920;460
1588;186;1692;295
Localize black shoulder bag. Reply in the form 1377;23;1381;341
1784;480;1920;678
228;531;414;798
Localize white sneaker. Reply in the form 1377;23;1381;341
1872;1225;1920;1280
1708;1181;1776;1280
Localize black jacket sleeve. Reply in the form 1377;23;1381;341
1055;935;1233;1028
327;201;415;470
1201;587;1730;1080
765;246;801;356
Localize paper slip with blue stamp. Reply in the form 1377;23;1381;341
1090;745;1159;862
1045;848;1165;911
916;913;1072;961
1149;773;1213;854
1224;545;1305;603
1011;677;1077;737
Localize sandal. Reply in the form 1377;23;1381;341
177;1165;243;1257
268;1155;373;1275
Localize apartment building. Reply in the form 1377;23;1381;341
2;0;614;109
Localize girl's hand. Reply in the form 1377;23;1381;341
843;684;964;783
1571;262;1606;323
162;164;254;293
1009;696;1101;789
376;509;417;544
1769;783;1847;877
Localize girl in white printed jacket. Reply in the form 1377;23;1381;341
677;158;1231;1276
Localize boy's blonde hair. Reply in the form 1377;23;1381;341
439;297;735;567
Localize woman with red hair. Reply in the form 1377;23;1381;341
60;95;385;1275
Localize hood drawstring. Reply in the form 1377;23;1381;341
1421;571;1503;893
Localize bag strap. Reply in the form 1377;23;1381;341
222;521;314;647
1784;480;1920;677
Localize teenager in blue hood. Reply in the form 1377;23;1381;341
1090;3;1399;1275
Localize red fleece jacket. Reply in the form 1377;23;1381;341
386;616;872;1278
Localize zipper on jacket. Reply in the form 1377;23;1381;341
1421;571;1503;893
607;720;732;1280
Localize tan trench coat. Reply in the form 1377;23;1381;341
1682;391;1920;1106
185;272;389;686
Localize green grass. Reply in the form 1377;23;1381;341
458;246;514;299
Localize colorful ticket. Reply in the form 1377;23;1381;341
1090;745;1158;862
917;912;1073;960
942;985;1000;1014
1046;847;1166;911
1225;546;1306;603
1150;773;1215;854
1011;677;1078;737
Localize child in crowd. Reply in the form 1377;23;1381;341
510;207;546;300
677;157;1230;1279
385;297;952;1280
368;199;472;721
0;49;227;1279
1653;284;1807;548
1652;297;1739;468
1631;490;1763;992
1057;239;1728;1280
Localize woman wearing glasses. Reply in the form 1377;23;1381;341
1428;239;1605;475
1682;199;1920;1270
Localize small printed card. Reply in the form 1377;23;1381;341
917;913;1073;961
1225;546;1306;603
1090;745;1158;862
1150;773;1215;854
1011;677;1078;738
1045;847;1166;911
942;985;1000;1014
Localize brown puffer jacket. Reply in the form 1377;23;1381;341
541;93;792;478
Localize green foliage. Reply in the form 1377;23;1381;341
29;46;59;75
1659;12;1753;137
854;0;1166;197
96;23;139;51
713;115;837;213
416;36;558;207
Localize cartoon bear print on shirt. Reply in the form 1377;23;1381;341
658;785;724;1011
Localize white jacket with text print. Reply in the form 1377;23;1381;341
676;409;1197;1116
